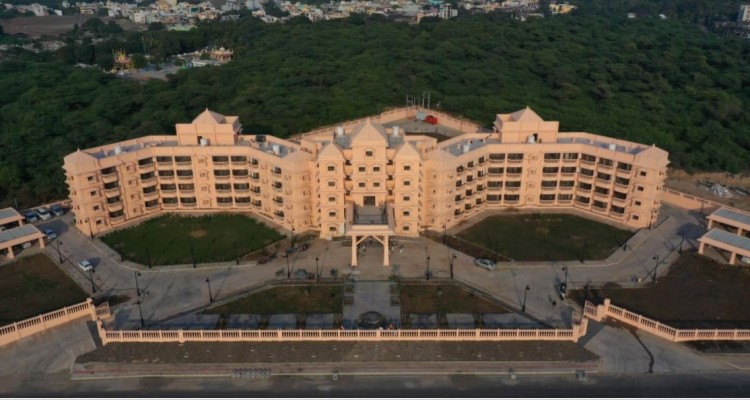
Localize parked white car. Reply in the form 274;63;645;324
77;260;93;271
474;258;496;271
36;207;52;221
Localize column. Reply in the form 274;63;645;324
707;219;713;229
698;242;705;254
729;252;737;265
351;235;358;267
7;246;14;259
383;235;389;267
39;238;46;249
738;227;744;236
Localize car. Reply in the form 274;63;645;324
299;243;310;251
36;207;52;221
50;204;65;217
77;260;93;271
43;228;57;240
474;258;496;271
25;212;38;223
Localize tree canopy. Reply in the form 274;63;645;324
1;10;750;208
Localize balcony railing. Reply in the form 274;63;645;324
506;173;522;179
217;203;233;208
180;189;195;194
596;178;612;185
106;202;123;211
507;158;523;164
233;175;249;180
177;175;194;180
487;198;501;203
558;198;573;203
157;161;173;167
559;186;574;191
216;189;232;193
489;159;505;164
539;199;555;204
273;199;284;205
504;199;519;205
544;158;561;164
109;215;125;224
145;204;160;211
158;175;174;181
141;177;156;185
488;186;502;191
101;173;118;183
181;203;197;208
213;161;229;166
593;191;609;199
541;186;557;191
163;203;178;208
504;187;520;192
575;200;590;207
252;203;262;209
231;161;247;166
161;189;176;195
580;159;595;165
542;173;558;177
214;175;230;180
614;182;629;190
562;158;578;163
104;187;121;197
138;163;155;170
235;188;250;193
176;161;192;166
143;191;158;198
236;202;251;207
598;163;613;170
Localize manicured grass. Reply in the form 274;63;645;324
456;213;631;262
101;214;285;266
569;254;750;329
205;284;343;314
399;284;509;314
0;253;88;324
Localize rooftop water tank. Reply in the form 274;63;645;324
199;138;208;146
608;143;617;151
526;134;536;144
392;125;400;137
336;126;344;137
114;144;123;155
272;144;281;155
416;111;427;121
462;143;471;154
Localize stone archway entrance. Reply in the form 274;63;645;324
351;234;390;267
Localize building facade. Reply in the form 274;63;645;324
63;107;668;265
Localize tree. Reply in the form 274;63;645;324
148;22;166;31
131;53;148;70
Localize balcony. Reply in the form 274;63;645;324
109;215;125;224
561;171;576;177
575;200;590;207
213;161;229;166
489;158;505;164
614;182;629;190
158;175;174;181
541;186;557;191
539;199;555;204
141;177;156;185
231;160;247;166
104;187;121;197
577;187;592;194
488;171;503;176
250;175;260;181
176;160;192;166
506;173;522;179
616;169;632;178
217;202;233;208
233;175;249;181
236;202;251;208
252;203;262;209
542;173;558;177
578;174;593;181
544;158;561;164
558;197;573;203
138;163;155;171
161;189;176;195
106;201;123;212
559;185;574;191
180;189;195;194
271;170;282;177
488;186;502;192
214;175;230;180
163;203;178;208
598;163;613;170
275;214;285;220
145;204;160;211
504;186;520;192
177;175;194;181
612;197;627;206
596;178;612;185
157;161;173;167
562;158;578;163
235;188;250;193
143;191;158;199
504;199;519;205
580;159;595;166
216;188;232;194
273;198;284;205
102;173;118;183
272;185;283;193
592;205;608;214
487;198;501;203
476;187;485;192
507;159;523;164
594;191;610;199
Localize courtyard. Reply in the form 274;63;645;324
0;253;88;324
455;213;631;262
100;214;284;266
205;284;344;315
398;283;509;314
569;253;750;329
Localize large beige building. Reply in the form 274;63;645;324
64;106;668;266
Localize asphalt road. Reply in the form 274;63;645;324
6;371;750;397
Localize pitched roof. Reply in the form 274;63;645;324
318;142;344;159
350;119;388;146
63;149;99;171
394;141;421;159
192;108;226;124
509;106;543;123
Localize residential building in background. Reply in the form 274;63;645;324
63;107;668;265
739;4;750;22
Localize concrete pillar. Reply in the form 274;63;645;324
730;252;737;265
698;242;705;254
351;235;358;267
738;228;744;236
383;235;389;266
707;219;713;229
7;246;14;259
39;238;45;249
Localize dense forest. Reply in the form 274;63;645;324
1;10;750;207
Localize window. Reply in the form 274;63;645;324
87;176;94;182
636;186;644;192
373;182;381;188
404;165;411;171
403;210;410;217
90;190;97;197
358;182;366;188
632;215;640;221
329;211;337;217
634;200;642;206
329;226;337;232
327;165;335;172
404;180;411;187
358;166;366;172
373;166;381;173
639;171;648;177
403;196;411;202
93;205;100;211
365;151;373;157
403;225;410;231
328;197;336;203
328;181;336;187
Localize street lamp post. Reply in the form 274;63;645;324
291;227;296;248
190;244;196;269
315;256;320;282
652;255;660;282
286;255;291;279
442;224;447;244
134;271;142;298
678;231;685;254
88;268;96;294
136;300;145;329
449;253;457;279
522;285;530;313
205;277;213;303
85;218;94;239
425;255;431;281
234;242;240;265
55;240;63;263
562;266;568;285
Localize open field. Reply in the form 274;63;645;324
205;284;344;315
0;15;143;38
570;253;750;329
0;253;87;324
399;283;509;314
456;213;630;262
100;214;284;266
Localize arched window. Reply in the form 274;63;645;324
327;180;336;188
327;164;336;172
403;179;411;187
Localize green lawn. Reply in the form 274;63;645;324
456;213;631;262
205;284;343;314
570;254;750;329
0;253;88;324
101;214;285;266
399;284;509;314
